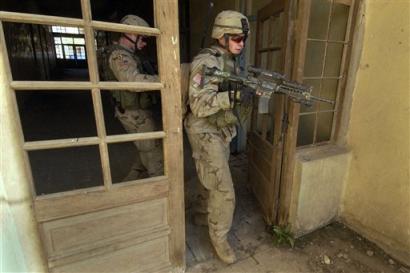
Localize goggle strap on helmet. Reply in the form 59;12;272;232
241;18;249;36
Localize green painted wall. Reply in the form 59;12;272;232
341;0;410;265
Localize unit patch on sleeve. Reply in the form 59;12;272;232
192;73;202;88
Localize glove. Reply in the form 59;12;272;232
239;86;254;107
218;80;254;106
218;79;239;93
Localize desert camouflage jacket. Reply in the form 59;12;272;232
99;44;159;110
184;45;239;141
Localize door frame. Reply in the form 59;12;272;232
0;0;185;271
275;0;304;225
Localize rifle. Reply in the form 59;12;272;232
204;65;334;114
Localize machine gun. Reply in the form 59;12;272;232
205;65;334;113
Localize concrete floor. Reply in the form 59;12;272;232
184;153;410;273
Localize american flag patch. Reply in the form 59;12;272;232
192;73;202;87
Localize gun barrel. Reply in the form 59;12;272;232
310;95;335;105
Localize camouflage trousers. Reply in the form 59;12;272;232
187;132;235;243
115;107;163;178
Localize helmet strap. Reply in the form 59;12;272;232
122;34;139;53
223;34;230;51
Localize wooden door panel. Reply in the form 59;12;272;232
248;133;273;163
41;198;168;257
248;139;272;181
248;163;271;215
47;228;170;269
248;0;290;224
34;179;168;222
51;236;170;273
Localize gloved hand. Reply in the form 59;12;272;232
239;86;254;107
218;79;239;93
218;80;254;106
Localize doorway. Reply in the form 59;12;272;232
185;0;359;264
182;0;279;267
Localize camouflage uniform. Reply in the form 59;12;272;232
185;45;240;247
100;44;163;179
185;10;251;264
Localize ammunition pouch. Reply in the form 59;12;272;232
207;110;238;129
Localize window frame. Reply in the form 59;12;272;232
295;0;358;148
0;8;163;197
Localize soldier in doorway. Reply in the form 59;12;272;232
184;10;253;264
98;15;163;180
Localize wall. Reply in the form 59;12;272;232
289;146;351;237
3;22;56;81
189;0;238;59
340;0;410;265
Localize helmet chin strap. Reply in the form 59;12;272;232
223;34;230;51
123;34;139;53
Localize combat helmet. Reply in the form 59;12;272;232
120;14;150;28
211;10;250;39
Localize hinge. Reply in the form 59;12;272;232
278;112;289;144
281;112;289;135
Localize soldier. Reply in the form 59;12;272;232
184;10;253;264
99;15;163;180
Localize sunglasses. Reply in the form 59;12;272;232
138;35;148;43
229;35;247;43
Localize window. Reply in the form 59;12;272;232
52;25;84;34
52;25;86;60
297;0;354;147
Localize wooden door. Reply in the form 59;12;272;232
277;0;358;224
0;1;184;272
248;0;292;224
